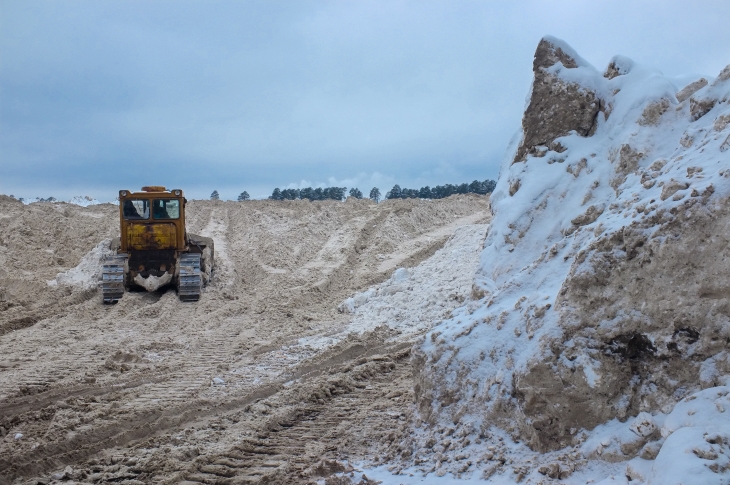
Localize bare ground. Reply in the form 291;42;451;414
0;194;490;484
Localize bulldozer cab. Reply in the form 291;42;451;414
118;187;187;252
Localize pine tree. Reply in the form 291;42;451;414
349;188;363;199
300;187;315;201
324;187;346;200
385;184;402;199
269;188;282;200
237;191;250;201
210;190;220;200
402;188;418;198
369;187;381;203
280;188;300;200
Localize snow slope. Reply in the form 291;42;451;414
339;224;489;341
404;37;730;483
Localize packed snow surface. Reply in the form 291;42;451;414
0;194;493;483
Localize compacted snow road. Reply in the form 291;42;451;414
0;194;490;484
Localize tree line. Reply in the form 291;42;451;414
269;186;350;201
385;179;496;199
219;179;495;202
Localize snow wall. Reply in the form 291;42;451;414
414;35;730;466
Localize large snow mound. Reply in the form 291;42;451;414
408;36;730;481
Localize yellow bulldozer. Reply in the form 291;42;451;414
102;186;214;303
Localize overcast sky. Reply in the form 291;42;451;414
1;0;729;201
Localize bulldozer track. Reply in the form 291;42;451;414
178;253;203;302
0;381;286;481
101;254;128;303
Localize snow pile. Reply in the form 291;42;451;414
644;385;730;484
405;36;730;481
68;195;101;207
339;224;488;339
576;384;730;484
49;239;114;289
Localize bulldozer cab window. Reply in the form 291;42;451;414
153;199;180;219
123;199;150;220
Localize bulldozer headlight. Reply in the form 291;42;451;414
120;190;127;196
174;190;181;196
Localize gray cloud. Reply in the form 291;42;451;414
1;0;729;200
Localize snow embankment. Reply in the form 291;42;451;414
407;36;730;482
339;224;489;340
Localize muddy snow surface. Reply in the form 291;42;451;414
0;194;491;484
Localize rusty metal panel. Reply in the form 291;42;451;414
126;223;178;250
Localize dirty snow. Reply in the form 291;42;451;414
48;238;114;288
0;194;492;484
